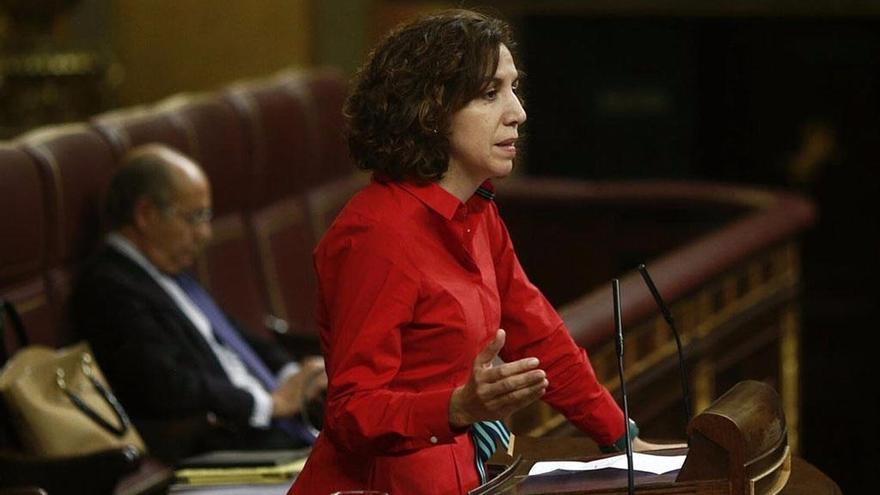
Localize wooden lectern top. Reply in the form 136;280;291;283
471;381;840;495
677;381;791;494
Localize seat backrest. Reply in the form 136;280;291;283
224;71;329;337
226;72;320;205
18;125;118;271
17;124;119;346
299;68;354;182
3;67;356;347
0;145;55;352
192;213;273;337
249;195;317;336
90;106;192;159
158;95;250;215
0;146;48;286
161;94;275;338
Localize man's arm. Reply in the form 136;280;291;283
72;271;257;426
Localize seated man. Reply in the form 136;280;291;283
71;144;323;461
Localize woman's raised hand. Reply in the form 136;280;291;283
448;329;548;428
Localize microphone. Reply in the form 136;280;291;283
637;263;693;430
612;279;635;495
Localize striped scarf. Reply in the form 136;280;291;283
470;420;511;484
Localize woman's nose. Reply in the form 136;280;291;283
505;93;527;126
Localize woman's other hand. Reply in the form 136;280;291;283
632;437;688;452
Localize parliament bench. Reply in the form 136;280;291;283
0;67;360;494
0;66;815;494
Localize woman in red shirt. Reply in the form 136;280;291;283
290;9;642;494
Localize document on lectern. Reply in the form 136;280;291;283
528;452;686;477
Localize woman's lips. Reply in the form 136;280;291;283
495;138;518;156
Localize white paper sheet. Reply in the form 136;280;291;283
528;453;686;477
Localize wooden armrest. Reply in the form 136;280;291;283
0;446;141;495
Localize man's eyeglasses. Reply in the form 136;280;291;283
166;206;213;226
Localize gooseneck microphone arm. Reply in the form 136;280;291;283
612;279;635;495
637;263;693;429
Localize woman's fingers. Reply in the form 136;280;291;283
485;378;548;415
477;367;546;400
479;356;540;383
473;329;506;369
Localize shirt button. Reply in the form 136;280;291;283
466;228;471;233
430;436;438;444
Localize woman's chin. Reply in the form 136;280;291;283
492;161;515;179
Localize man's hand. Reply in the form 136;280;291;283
300;356;328;402
448;329;548;428
271;357;326;418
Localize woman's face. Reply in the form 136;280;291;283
445;44;526;192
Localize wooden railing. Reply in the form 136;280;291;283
495;179;815;452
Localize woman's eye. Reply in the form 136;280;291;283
483;89;498;101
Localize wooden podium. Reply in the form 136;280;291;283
472;381;840;495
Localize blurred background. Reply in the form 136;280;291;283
1;0;876;491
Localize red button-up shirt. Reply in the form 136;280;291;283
290;180;623;495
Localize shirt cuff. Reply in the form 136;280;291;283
599;419;640;453
404;387;461;449
276;361;302;383
248;386;274;428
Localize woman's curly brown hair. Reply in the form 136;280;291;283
345;9;515;182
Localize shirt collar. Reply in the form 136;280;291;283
397;179;495;221
106;232;171;281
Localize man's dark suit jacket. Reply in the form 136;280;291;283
71;244;295;456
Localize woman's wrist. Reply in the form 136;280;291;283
448;386;473;428
599;418;640;453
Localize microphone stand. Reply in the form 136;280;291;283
637;264;693;432
612;279;635;495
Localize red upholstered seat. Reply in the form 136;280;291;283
158;95;249;215
17;125;120;346
300;68;354;182
0;146;47;285
188;214;275;338
225;70;362;338
251;171;369;338
160;94;274;339
18;125;118;269
90;106;192;159
225;71;319;205
249;195;317;337
225;73;324;337
0;145;55;351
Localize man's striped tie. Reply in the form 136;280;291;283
471;420;511;484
